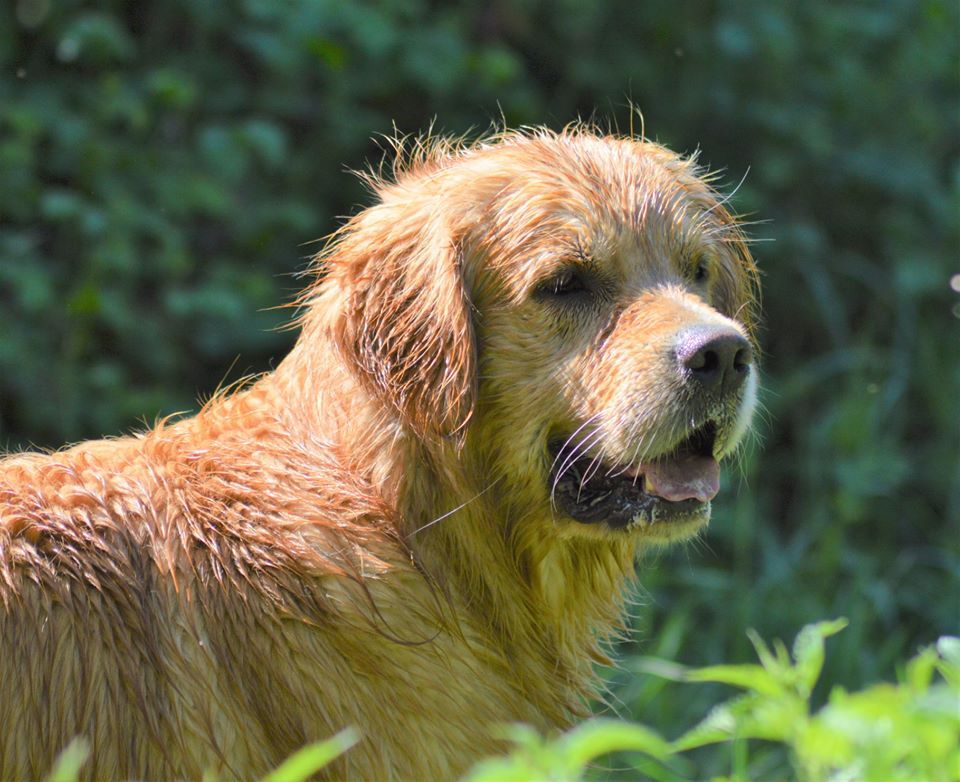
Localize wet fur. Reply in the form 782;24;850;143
0;127;759;780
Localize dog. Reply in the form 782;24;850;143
0;126;759;780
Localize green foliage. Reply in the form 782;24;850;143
467;622;960;782
44;729;358;782
43;739;89;782
257;729;358;782
463;721;671;782
2;1;958;776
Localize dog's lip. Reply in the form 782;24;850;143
548;421;720;529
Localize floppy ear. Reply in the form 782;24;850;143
330;200;477;443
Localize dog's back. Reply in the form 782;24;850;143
0;391;539;780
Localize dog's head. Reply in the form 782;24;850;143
321;129;759;545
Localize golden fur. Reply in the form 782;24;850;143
0;127;759;780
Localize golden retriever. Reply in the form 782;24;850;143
0;126;759;781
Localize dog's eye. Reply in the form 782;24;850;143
544;269;589;298
691;256;710;284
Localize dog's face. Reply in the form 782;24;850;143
327;131;758;545
468;136;758;544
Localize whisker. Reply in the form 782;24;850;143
547;411;605;475
550;429;606;510
707;167;751;215
551;428;604;492
410;477;503;536
577;445;609;501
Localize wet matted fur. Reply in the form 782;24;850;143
0;127;760;781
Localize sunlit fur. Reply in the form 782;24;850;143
0;126;759;781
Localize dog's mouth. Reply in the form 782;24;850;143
548;421;720;531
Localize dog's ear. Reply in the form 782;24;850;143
329;200;477;443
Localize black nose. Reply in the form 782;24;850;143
677;327;753;395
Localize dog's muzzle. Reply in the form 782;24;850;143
548;420;721;530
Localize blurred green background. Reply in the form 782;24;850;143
2;0;957;776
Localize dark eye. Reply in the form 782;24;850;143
545;268;589;298
692;256;710;283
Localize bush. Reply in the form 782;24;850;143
466;621;960;781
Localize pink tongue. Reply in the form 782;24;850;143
643;456;720;502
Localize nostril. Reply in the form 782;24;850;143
733;345;753;372
687;348;719;374
677;328;752;393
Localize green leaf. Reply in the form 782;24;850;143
489;723;543;747
905;645;939;692
937;637;960;689
746;628;782;676
632;655;691;682
792;618;849;695
557;718;671;772
148;69;199;110
671;700;741;751
462;756;544;782
460;725;554;782
44;739;90;782
685;664;785;697
242;120;288;168
306;37;347;69
260;728;359;782
40;189;84;221
729;689;807;742
58;12;136;65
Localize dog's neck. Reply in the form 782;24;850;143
400;445;638;719
256;326;639;724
